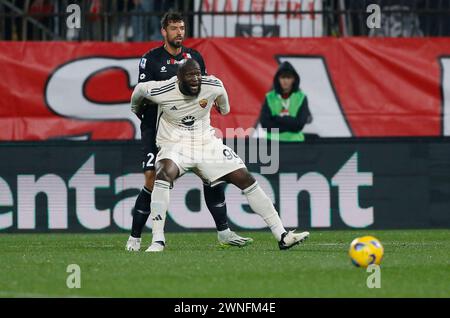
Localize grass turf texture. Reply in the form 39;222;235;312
0;230;449;298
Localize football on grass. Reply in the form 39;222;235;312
349;236;384;268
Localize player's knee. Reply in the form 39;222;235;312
219;168;252;190
227;168;255;190
155;159;179;183
155;167;174;183
240;172;256;189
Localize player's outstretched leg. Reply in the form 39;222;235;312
242;182;309;250
221;168;309;250
203;182;253;248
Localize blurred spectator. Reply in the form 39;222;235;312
341;0;450;37
343;0;424;37
259;61;312;142
66;0;102;41
131;0;162;41
368;1;423;37
113;0;134;42
1;0;26;40
115;0;179;42
29;0;56;39
88;0;102;39
417;0;450;37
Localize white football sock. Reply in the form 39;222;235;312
150;180;171;243
243;182;286;241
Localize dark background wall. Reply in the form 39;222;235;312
0;138;449;232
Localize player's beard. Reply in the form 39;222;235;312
168;36;183;49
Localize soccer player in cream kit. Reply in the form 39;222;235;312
131;58;310;252
126;12;252;251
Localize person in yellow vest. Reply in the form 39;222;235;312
260;61;312;142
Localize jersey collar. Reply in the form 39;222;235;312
163;44;185;58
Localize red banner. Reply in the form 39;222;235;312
1;38;449;140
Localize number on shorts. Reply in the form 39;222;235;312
223;148;239;160
146;152;155;167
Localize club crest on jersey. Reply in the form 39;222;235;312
199;99;208;108
181;115;195;126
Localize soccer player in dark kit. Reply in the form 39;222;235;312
126;12;252;251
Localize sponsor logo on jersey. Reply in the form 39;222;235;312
199;99;208;108
181;115;195;126
139;73;146;80
167;58;188;65
170;105;178;111
160;66;167;73
139;58;147;69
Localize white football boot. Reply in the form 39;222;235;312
125;236;141;251
218;230;254;248
278;231;310;250
145;241;165;252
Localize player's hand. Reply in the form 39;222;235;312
131;100;146;119
131;102;141;115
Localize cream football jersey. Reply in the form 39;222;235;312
131;75;230;147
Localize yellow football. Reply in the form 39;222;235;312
349;236;384;268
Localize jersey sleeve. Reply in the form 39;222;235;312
138;54;153;83
131;77;176;114
212;78;230;115
131;81;159;114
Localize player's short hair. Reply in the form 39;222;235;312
161;11;185;29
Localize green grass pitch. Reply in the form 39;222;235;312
0;229;449;298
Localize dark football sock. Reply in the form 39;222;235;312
203;183;229;231
130;186;152;238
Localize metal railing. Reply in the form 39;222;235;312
1;0;449;41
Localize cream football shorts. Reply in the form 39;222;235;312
155;137;246;183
